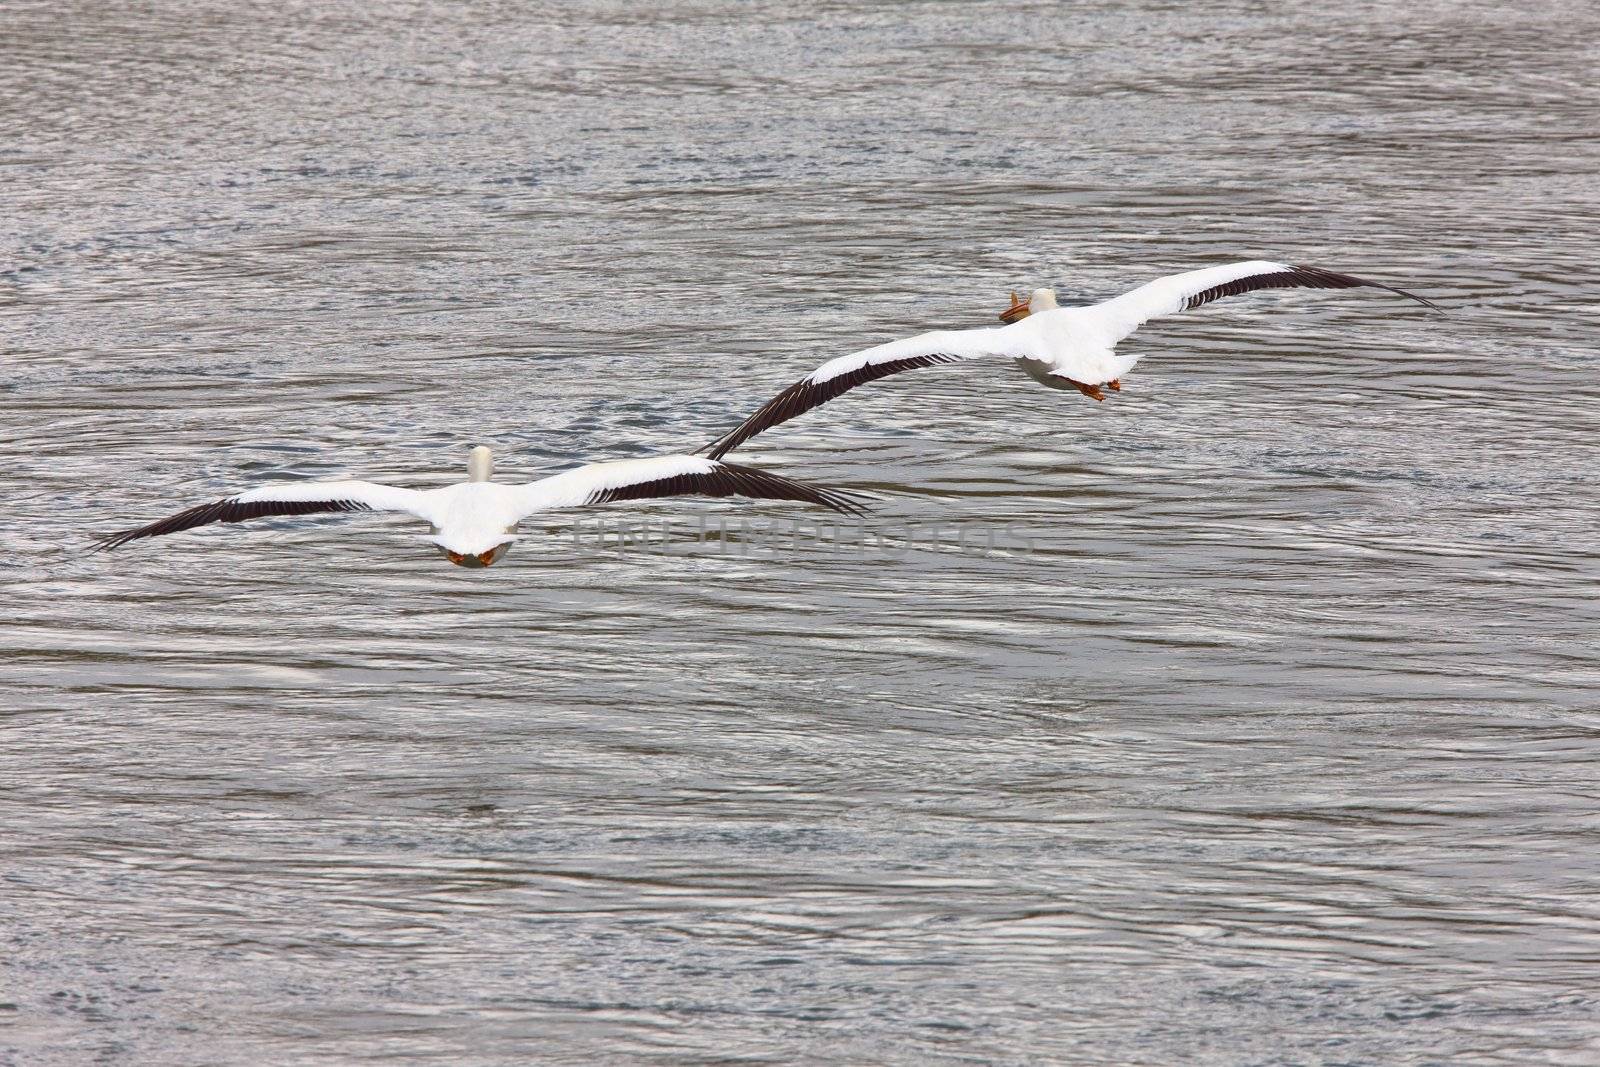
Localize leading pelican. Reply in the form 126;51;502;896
703;260;1440;458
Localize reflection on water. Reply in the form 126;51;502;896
3;0;1600;1062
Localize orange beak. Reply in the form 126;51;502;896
999;290;1030;324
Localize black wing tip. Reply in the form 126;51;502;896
711;460;874;517
703;352;969;460
799;482;875;518
89;496;373;552
701;434;736;461
701;377;816;461
821;488;875;518
89;530;137;552
1289;263;1443;312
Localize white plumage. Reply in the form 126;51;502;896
705;260;1438;458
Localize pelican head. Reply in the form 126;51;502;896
468;445;493;482
999;287;1058;323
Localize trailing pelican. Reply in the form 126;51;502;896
93;446;867;567
704;260;1439;458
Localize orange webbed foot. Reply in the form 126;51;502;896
1106;379;1121;392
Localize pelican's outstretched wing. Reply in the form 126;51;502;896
703;327;1027;460
92;481;432;550
1085;260;1439;346
515;455;868;517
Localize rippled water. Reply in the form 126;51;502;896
4;0;1600;1062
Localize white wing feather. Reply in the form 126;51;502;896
1083;260;1296;344
93;478;438;550
236;480;437;520
809;326;1037;385
513;455;865;518
515;456;716;515
703;324;1042;458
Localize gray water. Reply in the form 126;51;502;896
4;0;1599;1063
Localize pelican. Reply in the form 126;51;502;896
93;446;867;566
703;260;1439;458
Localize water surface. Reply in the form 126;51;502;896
3;0;1599;1063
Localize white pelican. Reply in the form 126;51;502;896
93;446;867;567
704;260;1439;458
